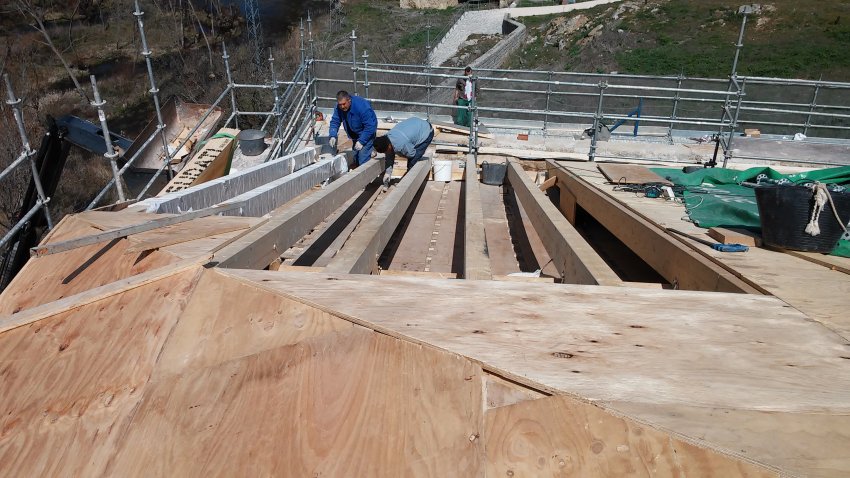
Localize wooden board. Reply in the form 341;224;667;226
479;184;520;276
159;128;238;195
437;145;587;161
555;161;850;339
431;120;494;139
0;269;200;477
229;270;850;477
153;269;355;378
506;160;621;286
325;160;431;274
597;163;673;186
108;326;485;477
0;215;178;315
464;157;492;280
708;227;762;247
386;182;444;272
485;395;776;477
126;216;257;253
548;161;761;294
214;160;382;269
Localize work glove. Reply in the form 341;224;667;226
354;141;363;151
329;137;337;149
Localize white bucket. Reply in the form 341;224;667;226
433;160;453;182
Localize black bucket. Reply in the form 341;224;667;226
481;161;507;186
755;184;850;252
237;129;267;156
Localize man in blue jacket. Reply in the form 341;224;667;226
328;90;378;166
373;117;434;173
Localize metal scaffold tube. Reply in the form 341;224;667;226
4;73;53;230
222;42;240;129
89;75;126;202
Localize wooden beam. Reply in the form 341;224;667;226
463;155;492;280
0;255;207;334
325;160;431;274
538;176;557;191
436;145;587;161
31;201;246;257
546;160;762;294
506;160;621;286
214;160;383;269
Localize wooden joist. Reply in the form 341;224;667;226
546;160;762;294
463;155;492;281
325;160;431;274
214;160;384;269
506;160;621;286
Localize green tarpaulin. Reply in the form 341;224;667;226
650;166;850;258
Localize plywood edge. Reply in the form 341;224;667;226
0;256;209;334
214;268;575;398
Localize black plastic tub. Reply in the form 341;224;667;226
755;184;850;252
481;162;507;186
237;129;268;156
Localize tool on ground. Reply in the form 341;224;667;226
666;228;749;252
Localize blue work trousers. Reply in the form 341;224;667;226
354;138;374;166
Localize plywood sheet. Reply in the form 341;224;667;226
126;216;257;253
153;269;355;377
485;395;776;477
609;401;850;478
597;163;673;186
108;327;485;477
224;270;850;475
0;269;200;477
0;215;179;314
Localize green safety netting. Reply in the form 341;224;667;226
650;166;850;258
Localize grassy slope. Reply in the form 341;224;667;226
507;0;850;81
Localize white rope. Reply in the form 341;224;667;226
805;182;849;237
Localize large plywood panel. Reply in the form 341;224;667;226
0;269;200;477
485;395;775;477
108;327;484;477
224;270;850;476
0;214;178;314
154;269;355;377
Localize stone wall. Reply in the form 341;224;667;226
471;17;526;70
400;0;457;9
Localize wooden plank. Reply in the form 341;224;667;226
108;327;485;477
507;160;621;286
325;160;431;274
0;269;200;477
0;256;208;333
0;215;180;314
159;128;238;195
228;270;850;477
558;183;577;224
437;145;587;161
311;186;383;267
510;187;560;278
431;120;494;139
125;216;256;253
538;176;557;191
597;163;673;186
31;201;246;257
708;227;762;247
380;270;457;279
464;155;492;280
385;182;443;272
781;249;850;275
485;395;777;477
479;184;520;276
492;274;556;283
547;160;761;294
214;160;383;269
428;181;462;274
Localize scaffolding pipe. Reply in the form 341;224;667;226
133;0;171;182
89;75;126;201
350;30;358;95
0;201;45;251
589;81;607;162
362;50;370;99
723;77;747;168
5;74;54;229
222;42;239;129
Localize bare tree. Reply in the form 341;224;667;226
15;0;91;103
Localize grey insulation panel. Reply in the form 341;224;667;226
220;156;345;217
138;147;319;214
